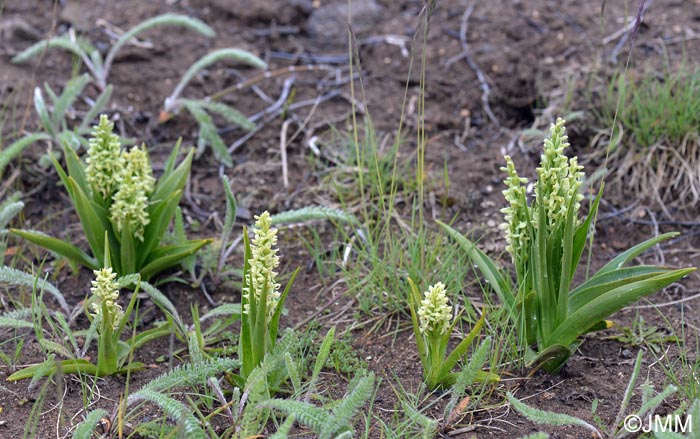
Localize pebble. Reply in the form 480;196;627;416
307;0;383;46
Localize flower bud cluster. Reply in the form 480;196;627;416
417;282;452;336
90;267;123;330
243;211;281;321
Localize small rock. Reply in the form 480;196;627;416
307;0;383;46
0;17;41;42
60;2;95;32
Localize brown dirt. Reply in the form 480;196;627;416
1;0;700;438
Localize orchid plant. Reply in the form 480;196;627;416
234;211;299;386
12;115;210;280
438;118;695;373
7;253;173;381
408;279;499;389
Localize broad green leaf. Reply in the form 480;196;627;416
10;229;97;269
120;222;136;276
150;147;193;206
67;178;107;265
438;312;486;379
548;268;695;349
140;190;183;266
569;266;675;313
63;145;90;198
269;267;299;342
598;232;678;275
570;186;602;276
139;240;211;280
6;358;97;381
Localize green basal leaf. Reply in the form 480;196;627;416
151;146;194;204
10;229;98;269
569;266;676;313
67;178;108;266
598;232;679;275
139;239;212;280
12;35;94;64
438;312;485;380
548;268;695;350
140;190;183;266
6;359;97;381
62;137;90;196
269;267;299;342
120;222;136;276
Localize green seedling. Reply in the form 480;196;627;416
439;118;695;373
12;115;210;279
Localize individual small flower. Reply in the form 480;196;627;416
86;115;123;199
417;282;452;336
90;267;123;329
109;146;153;241
243;211;281;320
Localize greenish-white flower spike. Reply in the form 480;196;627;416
86;115;123;198
500;155;530;257
535;118;584;232
109;146;153;241
417;282;452;336
244;211;281;321
90;267;123;329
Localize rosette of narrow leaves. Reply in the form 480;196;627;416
11;115;210;280
438;118;695;373
408;279;499;389
237;212;299;385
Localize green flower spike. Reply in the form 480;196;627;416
90;267;123;329
109;146;154;241
500;156;530;258
535;118;584;232
86;115;123;199
244;211;281;321
417;282;452;336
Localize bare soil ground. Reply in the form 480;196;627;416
2;0;700;438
